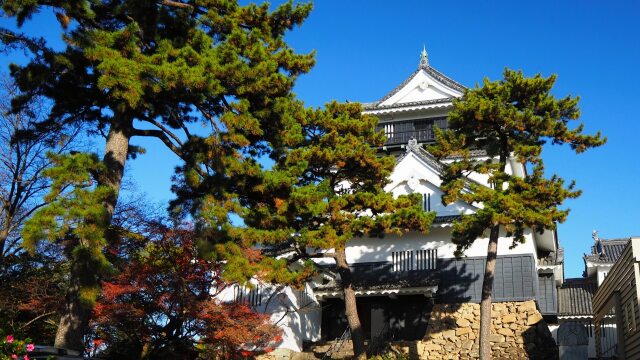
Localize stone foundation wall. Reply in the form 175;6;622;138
259;300;558;359
419;300;558;360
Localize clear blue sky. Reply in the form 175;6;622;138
1;0;638;277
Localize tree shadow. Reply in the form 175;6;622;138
522;319;559;359
311;258;478;358
312;255;551;358
410;258;479;357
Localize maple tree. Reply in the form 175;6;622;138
430;69;605;359
92;220;281;359
0;243;66;344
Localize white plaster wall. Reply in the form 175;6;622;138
388;179;472;217
346;226;537;264
215;280;321;352
597;268;611;286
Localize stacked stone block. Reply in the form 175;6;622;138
419;300;557;359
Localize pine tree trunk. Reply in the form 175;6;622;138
479;225;500;360
54;250;93;352
335;248;367;360
54;117;131;351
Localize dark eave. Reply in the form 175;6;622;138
362;97;455;111
433;215;461;224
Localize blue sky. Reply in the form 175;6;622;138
1;0;639;277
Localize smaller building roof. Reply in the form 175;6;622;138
558;278;597;317
584;238;630;264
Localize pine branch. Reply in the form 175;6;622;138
159;0;193;10
130;127;207;179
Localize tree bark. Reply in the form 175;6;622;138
54;249;94;352
54;116;132;351
335;248;367;360
479;225;500;360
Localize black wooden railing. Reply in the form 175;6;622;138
383;129;437;146
377;117;448;147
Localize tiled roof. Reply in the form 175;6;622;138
261;240;296;257
362;97;454;111
364;66;466;111
395;141;444;171
315;262;439;292
444;149;489;159
558;278;597;316
396;142;486;192
584;238;630;264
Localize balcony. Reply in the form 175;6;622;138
377;117;448;147
383;129;437;146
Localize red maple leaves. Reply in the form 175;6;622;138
91;223;281;358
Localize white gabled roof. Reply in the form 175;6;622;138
378;67;464;107
386;140;479;219
363;48;466;115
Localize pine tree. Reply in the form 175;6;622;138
195;102;435;359
429;69;605;359
2;0;314;351
0;75;81;264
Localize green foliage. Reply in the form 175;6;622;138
3;0;318;267
0;333;35;360
2;0;317;343
1;0;315;159
189;101;435;284
430;69;606;256
22;152;113;304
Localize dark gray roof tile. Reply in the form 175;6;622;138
558;278;597;316
584;238;630;263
